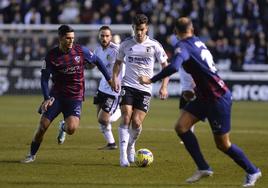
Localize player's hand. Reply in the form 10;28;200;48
107;79;112;86
159;86;168;100
41;97;55;113
139;76;152;85
111;77;120;93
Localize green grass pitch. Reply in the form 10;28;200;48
0;96;267;188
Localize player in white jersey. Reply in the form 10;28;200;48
93;26;125;150
111;14;169;167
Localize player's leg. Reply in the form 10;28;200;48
209;92;261;186
57;99;82;144
118;104;132;167
127;109;147;163
98;108;117;150
176;110;213;183
21;98;61;163
176;99;213;183
213;133;261;186
127;91;151;163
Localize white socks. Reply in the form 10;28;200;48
118;126;130;166
99;123;115;144
128;126;142;146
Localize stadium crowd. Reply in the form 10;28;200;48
0;0;268;71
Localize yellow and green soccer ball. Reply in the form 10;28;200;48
134;148;154;167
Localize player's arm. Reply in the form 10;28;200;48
158;61;169;100
82;47;111;82
39;60;54;113
139;55;183;84
111;59;122;92
139;46;188;84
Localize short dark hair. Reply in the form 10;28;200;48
132;14;148;26
99;25;112;34
175;17;193;33
58;25;74;37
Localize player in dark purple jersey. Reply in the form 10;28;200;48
21;25;111;163
139;17;261;187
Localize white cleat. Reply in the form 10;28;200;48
57;120;66;144
186;169;214;183
127;144;135;163
21;154;36;164
120;157;130;167
243;169;262;187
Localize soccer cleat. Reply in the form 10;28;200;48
21;154;36;163
127;144;135;163
98;143;118;150
243;169;262;187
120;156;130;167
57;120;66;144
186;169;214;183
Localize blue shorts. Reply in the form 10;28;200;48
43;97;82;121
183;91;232;135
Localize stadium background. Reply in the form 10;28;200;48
0;0;268;101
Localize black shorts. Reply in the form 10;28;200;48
120;86;151;113
179;96;188;109
93;90;120;114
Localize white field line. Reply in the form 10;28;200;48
2;124;268;135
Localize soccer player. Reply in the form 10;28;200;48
111;14;169;167
139;17;261;187
21;25;111;163
93;26;124;150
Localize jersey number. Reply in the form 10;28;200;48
200;49;217;73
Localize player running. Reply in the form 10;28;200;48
139;17;261;187
111;14;169;167
21;25;111;163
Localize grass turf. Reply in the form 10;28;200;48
0;95;266;188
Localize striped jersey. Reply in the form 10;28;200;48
117;36;168;94
42;44;98;100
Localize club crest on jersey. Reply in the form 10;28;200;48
146;47;151;53
106;54;111;61
74;56;80;63
129;48;133;52
175;47;181;54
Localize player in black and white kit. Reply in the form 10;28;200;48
111;14;169;167
93;26;125;150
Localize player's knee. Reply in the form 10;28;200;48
174;123;187;135
215;142;230;152
132;118;142;129
65;124;78;135
98;118;109;126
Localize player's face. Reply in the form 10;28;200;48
99;29;112;48
133;23;148;43
60;32;75;51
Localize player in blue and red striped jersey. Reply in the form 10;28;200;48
21;25;111;163
139;17;261;187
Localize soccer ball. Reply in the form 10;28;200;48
134;148;154;167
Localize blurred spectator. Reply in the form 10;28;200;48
24;7;41;24
0;0;268;69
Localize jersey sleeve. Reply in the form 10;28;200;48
82;46;111;81
82;46;97;65
116;43;125;61
154;42;168;64
151;44;189;83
